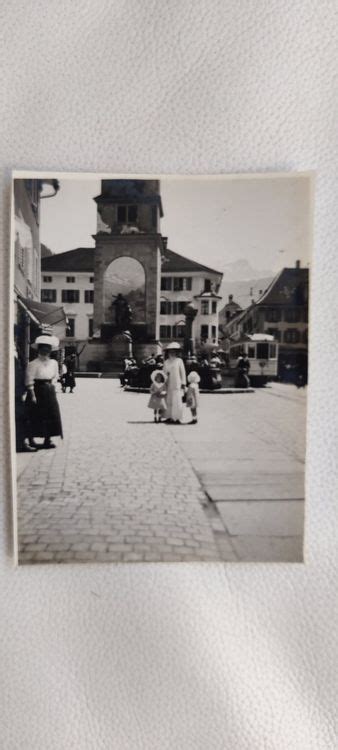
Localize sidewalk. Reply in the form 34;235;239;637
16;380;306;564
172;382;306;562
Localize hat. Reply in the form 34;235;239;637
165;342;181;351
151;369;167;383
187;371;200;384
32;334;59;350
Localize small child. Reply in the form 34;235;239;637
186;371;200;424
148;370;167;423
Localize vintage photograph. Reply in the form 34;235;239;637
12;172;311;564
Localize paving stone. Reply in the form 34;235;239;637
16;380;305;564
230;535;304;563
216;500;304;537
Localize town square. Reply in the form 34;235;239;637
13;173;310;564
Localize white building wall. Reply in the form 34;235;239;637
41;271;94;342
160;271;223;347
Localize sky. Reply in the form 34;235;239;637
39;174;312;275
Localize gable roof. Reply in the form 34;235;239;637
255;267;309;306
41;245;223;277
41;247;94;272
161;249;222;276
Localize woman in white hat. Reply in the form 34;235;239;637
25;335;63;449
163;342;186;424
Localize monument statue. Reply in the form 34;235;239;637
110;293;133;330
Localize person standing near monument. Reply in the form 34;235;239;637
25;335;63;449
163;342;186;424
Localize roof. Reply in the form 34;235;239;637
41;247;94;272
161;248;223;276
41;245;223;277
193;291;222;299
256;267;309;306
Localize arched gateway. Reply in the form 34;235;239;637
92;179;164;344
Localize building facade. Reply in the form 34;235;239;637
13;178;66;367
41;245;224;368
223;263;309;379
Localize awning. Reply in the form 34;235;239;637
17;296;67;328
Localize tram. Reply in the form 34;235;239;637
228;333;279;387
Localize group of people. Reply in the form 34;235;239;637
147;342;200;425
15;334;64;452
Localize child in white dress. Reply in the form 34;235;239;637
186;371;200;424
148;370;167;422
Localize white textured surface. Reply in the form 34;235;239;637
1;2;338;747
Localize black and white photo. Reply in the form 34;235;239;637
11;172;311;564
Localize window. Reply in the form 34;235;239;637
204;279;211;292
256;343;269;359
160;300;171;314
66;318;75;337
212;301;217;314
200;324;209;340
43;275;52;282
248;345;256;359
117;205;138;223
201;300;209;315
160;325;171;339
88;318;94;337
66;276;76;283
41;289;57;303
62;290;80;303
266;327;281;342
211;325;217;340
173;277;192;291
85;290;94;303
161;276;172;291
269;344;277;359
266;308;281;323
172;301;187;315
284;329;300;344
172;324;185;339
89;276;94;283
285;307;301;323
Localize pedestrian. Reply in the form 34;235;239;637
186;371;200;424
163;342;186;424
64;353;76;393
25;335;63;449
14;334;36;452
148;370;167;423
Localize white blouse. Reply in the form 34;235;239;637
25;357;59;387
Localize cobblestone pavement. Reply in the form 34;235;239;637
16;380;306;565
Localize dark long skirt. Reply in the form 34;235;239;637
28;380;63;439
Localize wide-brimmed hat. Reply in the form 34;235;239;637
151;369;167;384
32;334;59;350
165;342;181;351
187;371;200;384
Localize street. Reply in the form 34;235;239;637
16;380;306;564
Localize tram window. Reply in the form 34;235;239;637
256;343;269;359
269;344;277;359
248;345;255;358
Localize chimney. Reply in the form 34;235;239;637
228;294;233;303
162;237;168;250
295;259;301;268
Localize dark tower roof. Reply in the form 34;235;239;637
94;179;163;217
